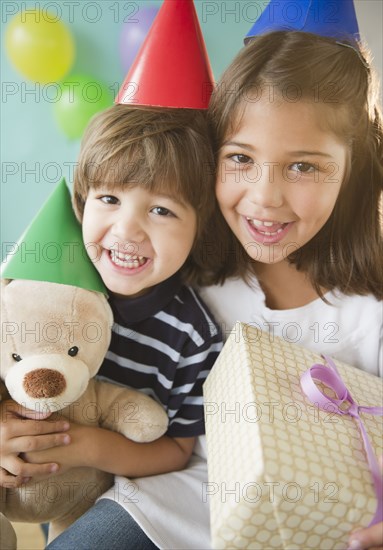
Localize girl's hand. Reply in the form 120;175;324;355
348;523;383;550
0;399;71;487
348;456;383;550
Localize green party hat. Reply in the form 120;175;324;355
2;178;107;295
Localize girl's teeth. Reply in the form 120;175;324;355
263;228;283;235
248;218;277;227
246;218;286;235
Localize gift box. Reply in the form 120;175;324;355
203;323;383;550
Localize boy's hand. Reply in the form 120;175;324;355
0;399;71;487
22;422;88;474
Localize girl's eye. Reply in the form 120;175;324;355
100;195;120;205
151;206;174;217
290;162;316;174
229;154;252;165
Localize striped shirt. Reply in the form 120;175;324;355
98;272;223;437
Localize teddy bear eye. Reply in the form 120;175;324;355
68;346;79;357
12;353;22;362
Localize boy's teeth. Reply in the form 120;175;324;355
110;250;146;267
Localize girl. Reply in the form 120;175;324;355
201;30;383;549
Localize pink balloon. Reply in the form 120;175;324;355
119;6;159;73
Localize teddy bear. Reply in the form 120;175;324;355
0;278;168;546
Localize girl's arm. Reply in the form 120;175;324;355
0;400;71;487
22;420;195;477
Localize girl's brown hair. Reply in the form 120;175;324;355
74;104;223;286
209;31;383;298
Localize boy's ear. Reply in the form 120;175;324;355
72;191;85;223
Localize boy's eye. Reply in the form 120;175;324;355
99;195;120;205
290;162;316;173
151;206;174;217
229;154;252;165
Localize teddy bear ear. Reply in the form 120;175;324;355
0;280;11;317
99;294;114;328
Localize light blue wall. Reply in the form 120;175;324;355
1;0;382;261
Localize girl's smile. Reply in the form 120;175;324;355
245;218;293;244
216;98;348;264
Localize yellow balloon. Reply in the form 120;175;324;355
5;10;75;83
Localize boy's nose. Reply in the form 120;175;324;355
111;216;146;244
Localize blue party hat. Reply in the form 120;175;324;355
245;0;360;43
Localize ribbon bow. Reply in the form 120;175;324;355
300;356;383;526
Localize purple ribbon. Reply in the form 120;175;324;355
300;356;383;526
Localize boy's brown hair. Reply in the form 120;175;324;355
209;31;383;299
74;104;223;286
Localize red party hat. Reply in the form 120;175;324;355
116;0;214;109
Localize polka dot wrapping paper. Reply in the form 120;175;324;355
203;323;383;549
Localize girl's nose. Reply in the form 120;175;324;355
246;162;284;208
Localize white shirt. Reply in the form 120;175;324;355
100;278;382;549
199;277;382;377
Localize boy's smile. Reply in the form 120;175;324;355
82;186;197;298
109;249;147;269
216;98;348;264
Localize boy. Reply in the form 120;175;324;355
1;2;224;548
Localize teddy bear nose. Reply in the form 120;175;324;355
23;369;66;398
